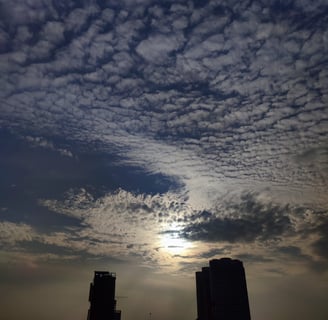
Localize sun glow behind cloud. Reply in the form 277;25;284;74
159;230;194;256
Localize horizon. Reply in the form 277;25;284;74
1;0;327;319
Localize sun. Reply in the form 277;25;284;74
159;231;193;255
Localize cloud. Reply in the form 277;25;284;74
182;193;292;243
26;189;327;271
37;188;194;260
180;192;328;269
136;33;185;64
0;0;328;276
311;214;328;260
198;247;232;259
24;135;74;157
235;253;273;263
0;221;35;245
0;184;327;273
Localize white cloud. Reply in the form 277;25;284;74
25;136;74;158
136;34;185;63
38;187;197;263
0;221;35;245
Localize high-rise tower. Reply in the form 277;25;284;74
196;258;251;320
87;271;121;320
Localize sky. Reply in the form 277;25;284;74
0;0;328;319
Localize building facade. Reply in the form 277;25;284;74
196;258;251;320
87;271;121;320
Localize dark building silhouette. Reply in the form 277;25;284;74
87;271;121;320
196;258;251;320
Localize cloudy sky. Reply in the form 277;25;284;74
0;0;328;319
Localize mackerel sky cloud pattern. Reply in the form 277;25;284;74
0;1;328;319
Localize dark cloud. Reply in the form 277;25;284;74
311;216;328;260
276;245;305;257
18;240;83;257
182;193;292;242
235;253;273;263
198;247;232;259
275;244;328;273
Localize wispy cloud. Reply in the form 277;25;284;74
24;136;74;157
1;188;323;272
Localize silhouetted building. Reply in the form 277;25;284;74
87;271;121;320
196;258;251;320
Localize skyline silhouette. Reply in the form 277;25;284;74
88;271;121;320
87;258;251;320
196;258;251;320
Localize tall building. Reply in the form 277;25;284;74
87;271;121;320
196;258;251;320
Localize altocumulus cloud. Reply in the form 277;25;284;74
0;0;327;273
37;188;195;264
1;187;326;273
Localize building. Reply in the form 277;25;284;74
87;271;121;320
196;258;251;320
